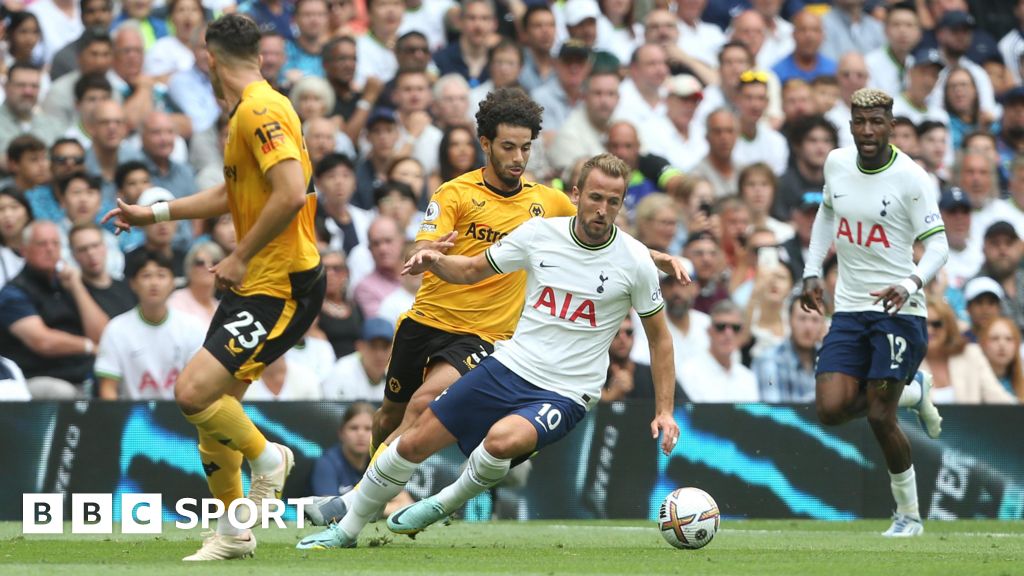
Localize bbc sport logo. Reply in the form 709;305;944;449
22;494;311;534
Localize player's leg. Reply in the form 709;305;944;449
296;408;458;549
814;372;866;426
385;361;461;445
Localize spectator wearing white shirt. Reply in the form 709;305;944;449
595;0;643;66
246;356;323;401
732;70;788;175
321;317;393;401
643;74;706;172
355;0;404;88
690;108;741;198
397;0;455;51
393;70;443;177
998;2;1024;85
615;43;669;130
563;0;600;49
679;299;759;402
377;242;421;326
284;330;337;384
824;52;870;149
674;0;724;67
95;249;205;400
29;0;84;64
820;0;885;62
642;9;716;87
865;4;922;97
548;67;618;174
315;153;372;256
749;0;793;71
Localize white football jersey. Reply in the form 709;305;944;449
821;145;944;318
485;216;665;407
94;307;205;399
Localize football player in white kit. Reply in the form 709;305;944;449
296;154;681;549
800;88;948;537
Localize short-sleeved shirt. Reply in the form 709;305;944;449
818;145;945;318
484;216;664;406
408;169;576;343
223;80;318;299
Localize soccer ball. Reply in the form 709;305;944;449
657;487;720;550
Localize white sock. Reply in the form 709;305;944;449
216;516;243;537
249;442;283;475
898;375;923;408
434;444;511;512
338;438;417;538
890;465;920;518
340;489;356;508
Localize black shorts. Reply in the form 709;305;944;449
384;316;494;402
204;264;326;382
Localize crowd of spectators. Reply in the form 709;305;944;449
0;0;1022;407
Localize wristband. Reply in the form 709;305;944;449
356;99;372;111
84;339;95;355
899;277;919;295
152;201;171;223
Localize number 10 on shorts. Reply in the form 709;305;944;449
534;403;562;432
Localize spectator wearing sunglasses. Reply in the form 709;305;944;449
732;69;789;176
21;137;85;224
678;299;759;402
168;240;225;329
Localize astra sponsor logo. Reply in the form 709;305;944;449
22;494;310;533
465;222;509;243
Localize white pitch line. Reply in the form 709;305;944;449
546;525;1023;538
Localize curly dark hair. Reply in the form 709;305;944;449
206;13;261;62
475;87;544;141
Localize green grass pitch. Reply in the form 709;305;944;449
2;519;1023;575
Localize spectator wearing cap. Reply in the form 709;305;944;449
355;108;400;210
564;0;600;49
941;186;982;289
615;44;670;130
643;74;708;173
820;0;885;62
354;0;404;88
690;108;740;198
753;295;826;403
630;259;711;390
865;4;922;97
533;40;593;134
0;221;108;398
125;187;187;286
733;69;789;176
921;296;1015;404
674;0;725;68
772;10;837;85
779;191;822;282
432;0;496;88
548;68;618;174
977;221;1024;331
963;275;1007;342
892;46;949;126
920;2;999;67
322;317;394;401
774;115;836;221
995;86;1024;169
519;5;558;92
928;10;999;121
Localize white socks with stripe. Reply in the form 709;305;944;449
890;465;920;519
434;444;511;512
338;438;417;538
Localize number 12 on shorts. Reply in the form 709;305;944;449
534;403;562;432
887;334;907;370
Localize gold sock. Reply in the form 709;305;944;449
367;441;389;470
184;396;267;461
198;429;244;508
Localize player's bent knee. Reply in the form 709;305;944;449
483;417;537;460
815;398;847;426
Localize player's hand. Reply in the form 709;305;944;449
210;253;248;292
871;284;910;316
402;249;442;276
101;198;155;235
425;231;457;254
651;411;680;456
652;251;692;285
799;277;825;314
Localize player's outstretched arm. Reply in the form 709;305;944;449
648;249;692;285
101;183;228;235
640;309;680;456
799;199;835;314
402;249;497;285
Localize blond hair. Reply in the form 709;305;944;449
576;153;630;194
850;88;893;113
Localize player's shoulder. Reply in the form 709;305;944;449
435;169;484;198
613;226;655;265
235;83;296;124
825;146;858;169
